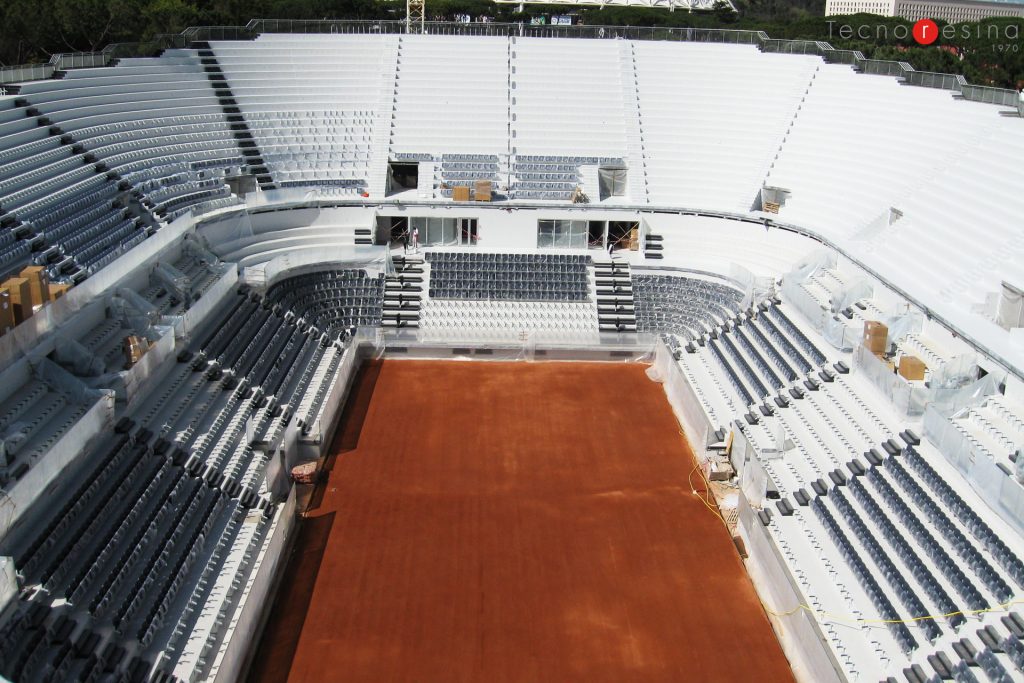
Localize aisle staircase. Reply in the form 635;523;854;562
369;37;401;199
644;231;664;260
383;254;423;328
595;257;636;332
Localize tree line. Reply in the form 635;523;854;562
1;0;1021;90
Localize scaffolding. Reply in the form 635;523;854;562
407;0;425;34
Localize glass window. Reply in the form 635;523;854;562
598;168;627;199
537;219;586;249
412;217;462;246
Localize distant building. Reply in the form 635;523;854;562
825;0;1024;22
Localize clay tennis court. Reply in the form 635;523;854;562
249;360;793;683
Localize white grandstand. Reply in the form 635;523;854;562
0;21;1021;683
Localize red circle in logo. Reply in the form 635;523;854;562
913;18;939;45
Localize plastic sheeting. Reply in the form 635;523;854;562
780;250;836;333
386;327;656;364
183;235;222;267
930;353;978;391
201;199;261;247
111;288;160;334
852;343;928;417
265;419;302;500
828;308;925;354
882;310;924;344
646;340;716;449
244;186;328;210
927;356;1001;415
730;263;773;312
598;168;627;199
52;338;105;378
32;356;107;404
116;325;176;405
997;282;1024;331
821;316;858;352
255;246;388;293
172;266;239;343
732;427;768;507
152;262;192;301
830;277;873;315
303;329;385;446
923;405;1024;536
0;557;16;612
0;390;114;540
783;249;836;288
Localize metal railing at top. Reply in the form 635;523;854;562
0;34;183;86
0;19;1020;113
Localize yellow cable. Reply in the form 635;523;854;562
672;415;734;532
764;598;1024;626
687;458;731;531
670;421;1024;629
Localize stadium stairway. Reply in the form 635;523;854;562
383;255;423;329
193;42;274;191
643;230;664;260
595;257;636;332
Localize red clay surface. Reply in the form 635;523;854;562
249;360;793;683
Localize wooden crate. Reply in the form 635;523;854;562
19;266;50;305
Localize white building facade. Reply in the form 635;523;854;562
825;0;1024;22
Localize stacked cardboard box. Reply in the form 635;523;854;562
0;289;13;335
898;355;927;381
3;277;32;324
452;186;470;202
18;266;50;306
48;283;71;300
628;227;639;251
474;180;492;202
123;335;150;369
863;321;888;355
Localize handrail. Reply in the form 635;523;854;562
0;19;1019;112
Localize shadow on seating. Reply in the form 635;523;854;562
244;511;336;683
305;358;383;512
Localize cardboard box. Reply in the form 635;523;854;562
863;320;888;354
898;355;927;381
0;288;13;335
452;186;470;202
4;277;32;324
473;180;492;202
863;320;888;338
18;266;50;305
48;283;71;300
123;335;150;369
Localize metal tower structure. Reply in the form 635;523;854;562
407;0;426;33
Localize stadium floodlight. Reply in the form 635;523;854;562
493;0;733;11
